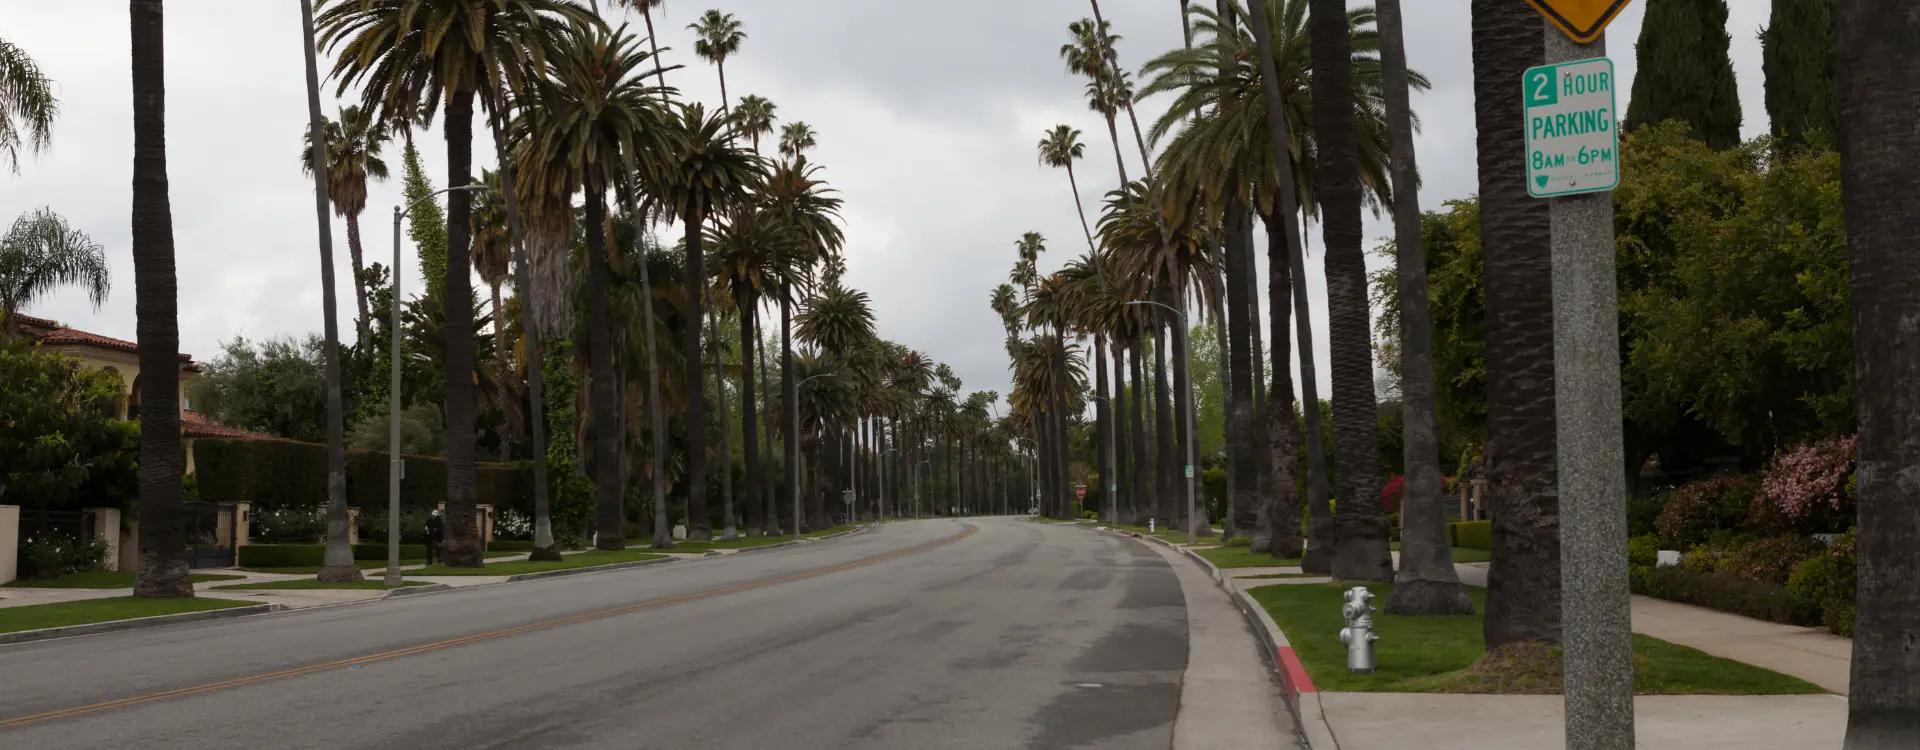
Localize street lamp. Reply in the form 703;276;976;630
1014;437;1038;516
388;184;489;586
1127;299;1200;546
792;372;835;540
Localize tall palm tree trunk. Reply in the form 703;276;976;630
131;0;191;599
488;111;556;561
642;7;667;93
621;186;672;550
301;0;358;583
1309;0;1389;582
584;185;624;551
1834;3;1920;742
739;295;763;536
1223;200;1258;544
440;86;483;568
490;280;513;461
1471;0;1559;649
1153;321;1174;527
1378;0;1472;615
1066;165;1098;255
682;201;711;540
782;279;799;533
759;310;778;533
1131;336;1151;527
345;211;371;340
1112;337;1130;524
1169;284;1208;537
709;306;736;539
1094;334;1112;523
1260;208;1303;560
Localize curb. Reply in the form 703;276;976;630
0;602;282;646
1098;526;1336;750
383;583;452;598
502;556;678;583
729;540;800;555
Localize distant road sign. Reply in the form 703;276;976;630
1524;57;1620;198
1075;485;1087;499
1525;0;1633;44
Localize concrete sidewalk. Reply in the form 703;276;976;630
1137;534;1302;749
1315;692;1845;749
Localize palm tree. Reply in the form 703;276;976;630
688;9;744;115
1470;0;1559;651
0;36;55;174
608;0;669;92
733;94;776;154
129;0;190;599
300;0;360;584
470;168;518;459
319;0;596;568
764;156;842;531
651;102;761;540
796;280;876;524
1038;125;1098;256
521;21;673;550
1372;0;1470;614
1833;2;1920;742
300;104;391;338
709;206;788;535
0;209;106;330
1062;18;1130;182
1309;0;1389;582
778;122;816;159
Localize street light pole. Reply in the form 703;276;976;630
791;373;835;540
388;184;488;586
1129;300;1199;545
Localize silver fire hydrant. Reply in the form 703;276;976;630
1338;586;1379;674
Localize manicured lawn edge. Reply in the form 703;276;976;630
0;598;274;645
503;556;675;582
6;572;245;589
211;579;432;591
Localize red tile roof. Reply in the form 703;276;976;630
8;313;201;371
181;411;275;441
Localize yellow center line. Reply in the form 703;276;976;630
0;523;978;731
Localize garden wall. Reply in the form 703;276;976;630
195;438;529;516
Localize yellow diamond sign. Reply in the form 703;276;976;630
1525;0;1634;44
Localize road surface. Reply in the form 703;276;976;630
0;517;1256;749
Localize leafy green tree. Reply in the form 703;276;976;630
1625;0;1742;149
397;141;448;296
0;209;107;330
189;335;331;443
1761;0;1837;151
0;35;56;173
0;345;136;509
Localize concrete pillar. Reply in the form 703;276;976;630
1458;481;1470;520
346;507;360;546
119;517;140;573
0;505;17;585
217;502;251;549
1470;479;1488;521
476;505;492;543
83;508;122;572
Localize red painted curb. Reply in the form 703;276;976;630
1276;646;1317;695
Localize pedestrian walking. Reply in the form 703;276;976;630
426;509;445;565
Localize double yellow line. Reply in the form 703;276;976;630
0;523;975;731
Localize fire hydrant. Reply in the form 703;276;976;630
1338;586;1379;674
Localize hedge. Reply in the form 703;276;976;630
237;544;324;568
1629;566;1822;627
487;540;534;551
196;438;527;515
1450;520;1492;550
352;543;428;561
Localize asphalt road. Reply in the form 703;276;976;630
0;517;1192;749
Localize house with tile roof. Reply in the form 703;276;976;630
8;313;272;473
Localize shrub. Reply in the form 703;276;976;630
1757;436;1856;522
1722;536;1825;585
351;543;428;561
237;544;324;568
1630;566;1821;627
1381;475;1405;515
194;438;526;515
1387;513;1402;542
1627;534;1660;569
1787;528;1856;634
1823;602;1856;637
1655;476;1756;548
1450;520;1492;550
1626;494;1667;538
355;507;432;545
18;535;109;580
250;506;326;543
488;540;534;551
1224;536;1252;547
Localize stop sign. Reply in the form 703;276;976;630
1075;486;1086;499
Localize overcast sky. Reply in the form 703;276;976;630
5;1;1773;407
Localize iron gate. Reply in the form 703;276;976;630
183;502;235;569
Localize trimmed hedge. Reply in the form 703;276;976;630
487;540;534;551
1450;520;1492;550
352;543;428;561
196;438;527;514
237;544;324;568
1629;566;1822;627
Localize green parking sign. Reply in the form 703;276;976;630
1524;56;1619;198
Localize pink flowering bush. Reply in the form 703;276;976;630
1381;474;1405;515
1655;475;1756;548
1756;436;1856;528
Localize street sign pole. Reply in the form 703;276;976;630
1538;23;1633;750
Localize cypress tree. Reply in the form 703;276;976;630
1761;0;1837;150
398;141;448;295
1624;0;1742;149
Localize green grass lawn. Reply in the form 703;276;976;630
1238;573;1324;580
0;596;255;635
212;579;430;591
1388;542;1493;564
242;550;520;575
1250;582;1823;695
406;549;669;576
6;572;244;589
1196;545;1302;569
